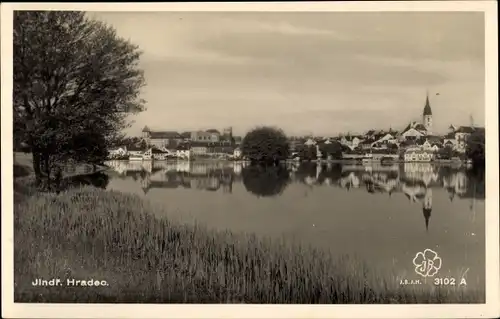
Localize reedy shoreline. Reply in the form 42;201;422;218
13;179;484;303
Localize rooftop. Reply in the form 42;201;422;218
454;126;476;134
402;122;427;133
149;131;182;139
128;145;144;151
206;129;221;134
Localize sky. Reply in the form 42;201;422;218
90;11;485;137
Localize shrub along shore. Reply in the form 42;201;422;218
14;179;483;303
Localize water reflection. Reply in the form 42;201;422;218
103;160;485;289
242;165;291;197
64;172;110;190
106;160;484;201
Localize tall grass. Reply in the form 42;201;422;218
14;186;484;303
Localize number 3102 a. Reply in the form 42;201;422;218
434;277;456;285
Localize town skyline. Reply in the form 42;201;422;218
90;11;485;137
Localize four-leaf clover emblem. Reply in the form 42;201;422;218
413;248;442;277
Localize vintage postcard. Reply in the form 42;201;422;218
1;1;498;318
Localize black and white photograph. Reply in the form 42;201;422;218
1;2;498;318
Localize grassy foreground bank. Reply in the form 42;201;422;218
14;182;483;303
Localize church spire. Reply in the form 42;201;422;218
423;92;432;116
423;207;432;232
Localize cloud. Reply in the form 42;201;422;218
250;21;344;37
89;11;485;136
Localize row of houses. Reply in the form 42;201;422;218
127;94;482;162
299;124;480;153
109;142;243;160
141;126;243;149
293;94;482;157
113;124;479;162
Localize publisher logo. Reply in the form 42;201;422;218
413;249;442;277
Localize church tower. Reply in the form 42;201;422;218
423;188;433;232
142;126;150;139
422;93;433;135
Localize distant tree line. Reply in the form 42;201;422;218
13;11;145;189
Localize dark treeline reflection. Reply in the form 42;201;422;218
105;160;485;201
242;164;290;197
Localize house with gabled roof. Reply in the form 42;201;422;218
400;93;435;140
180;131;192;140
142;126;183;148
400;121;427;140
189;141;209;155
340;135;363;150
175;144;191;159
206;128;221;135
191;130;221;143
304;138;316;147
444;125;483;153
127;144;145;156
371;132;398;148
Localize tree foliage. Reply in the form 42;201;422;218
13;11;145;187
297;145;317;161
318;141;343;159
437;145;454;160
466;129;485;167
241;127;290;164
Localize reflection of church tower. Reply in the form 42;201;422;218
316;144;322;159
423;93;433;135
141;174;151;194
222;172;233;194
316;162;322;179
423;188;433;231
222;181;233;194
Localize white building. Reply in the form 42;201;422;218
340;135;362;150
233;147;242;159
404;150;434;162
175;145;191;159
108;146;128;158
444;125;481;153
304;138;316;147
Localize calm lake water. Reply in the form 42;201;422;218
98;160;485;290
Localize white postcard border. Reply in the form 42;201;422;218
1;2;498;318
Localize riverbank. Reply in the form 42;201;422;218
104;157;469;165
13;180;483;303
14;152;109;201
14;152;108;178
